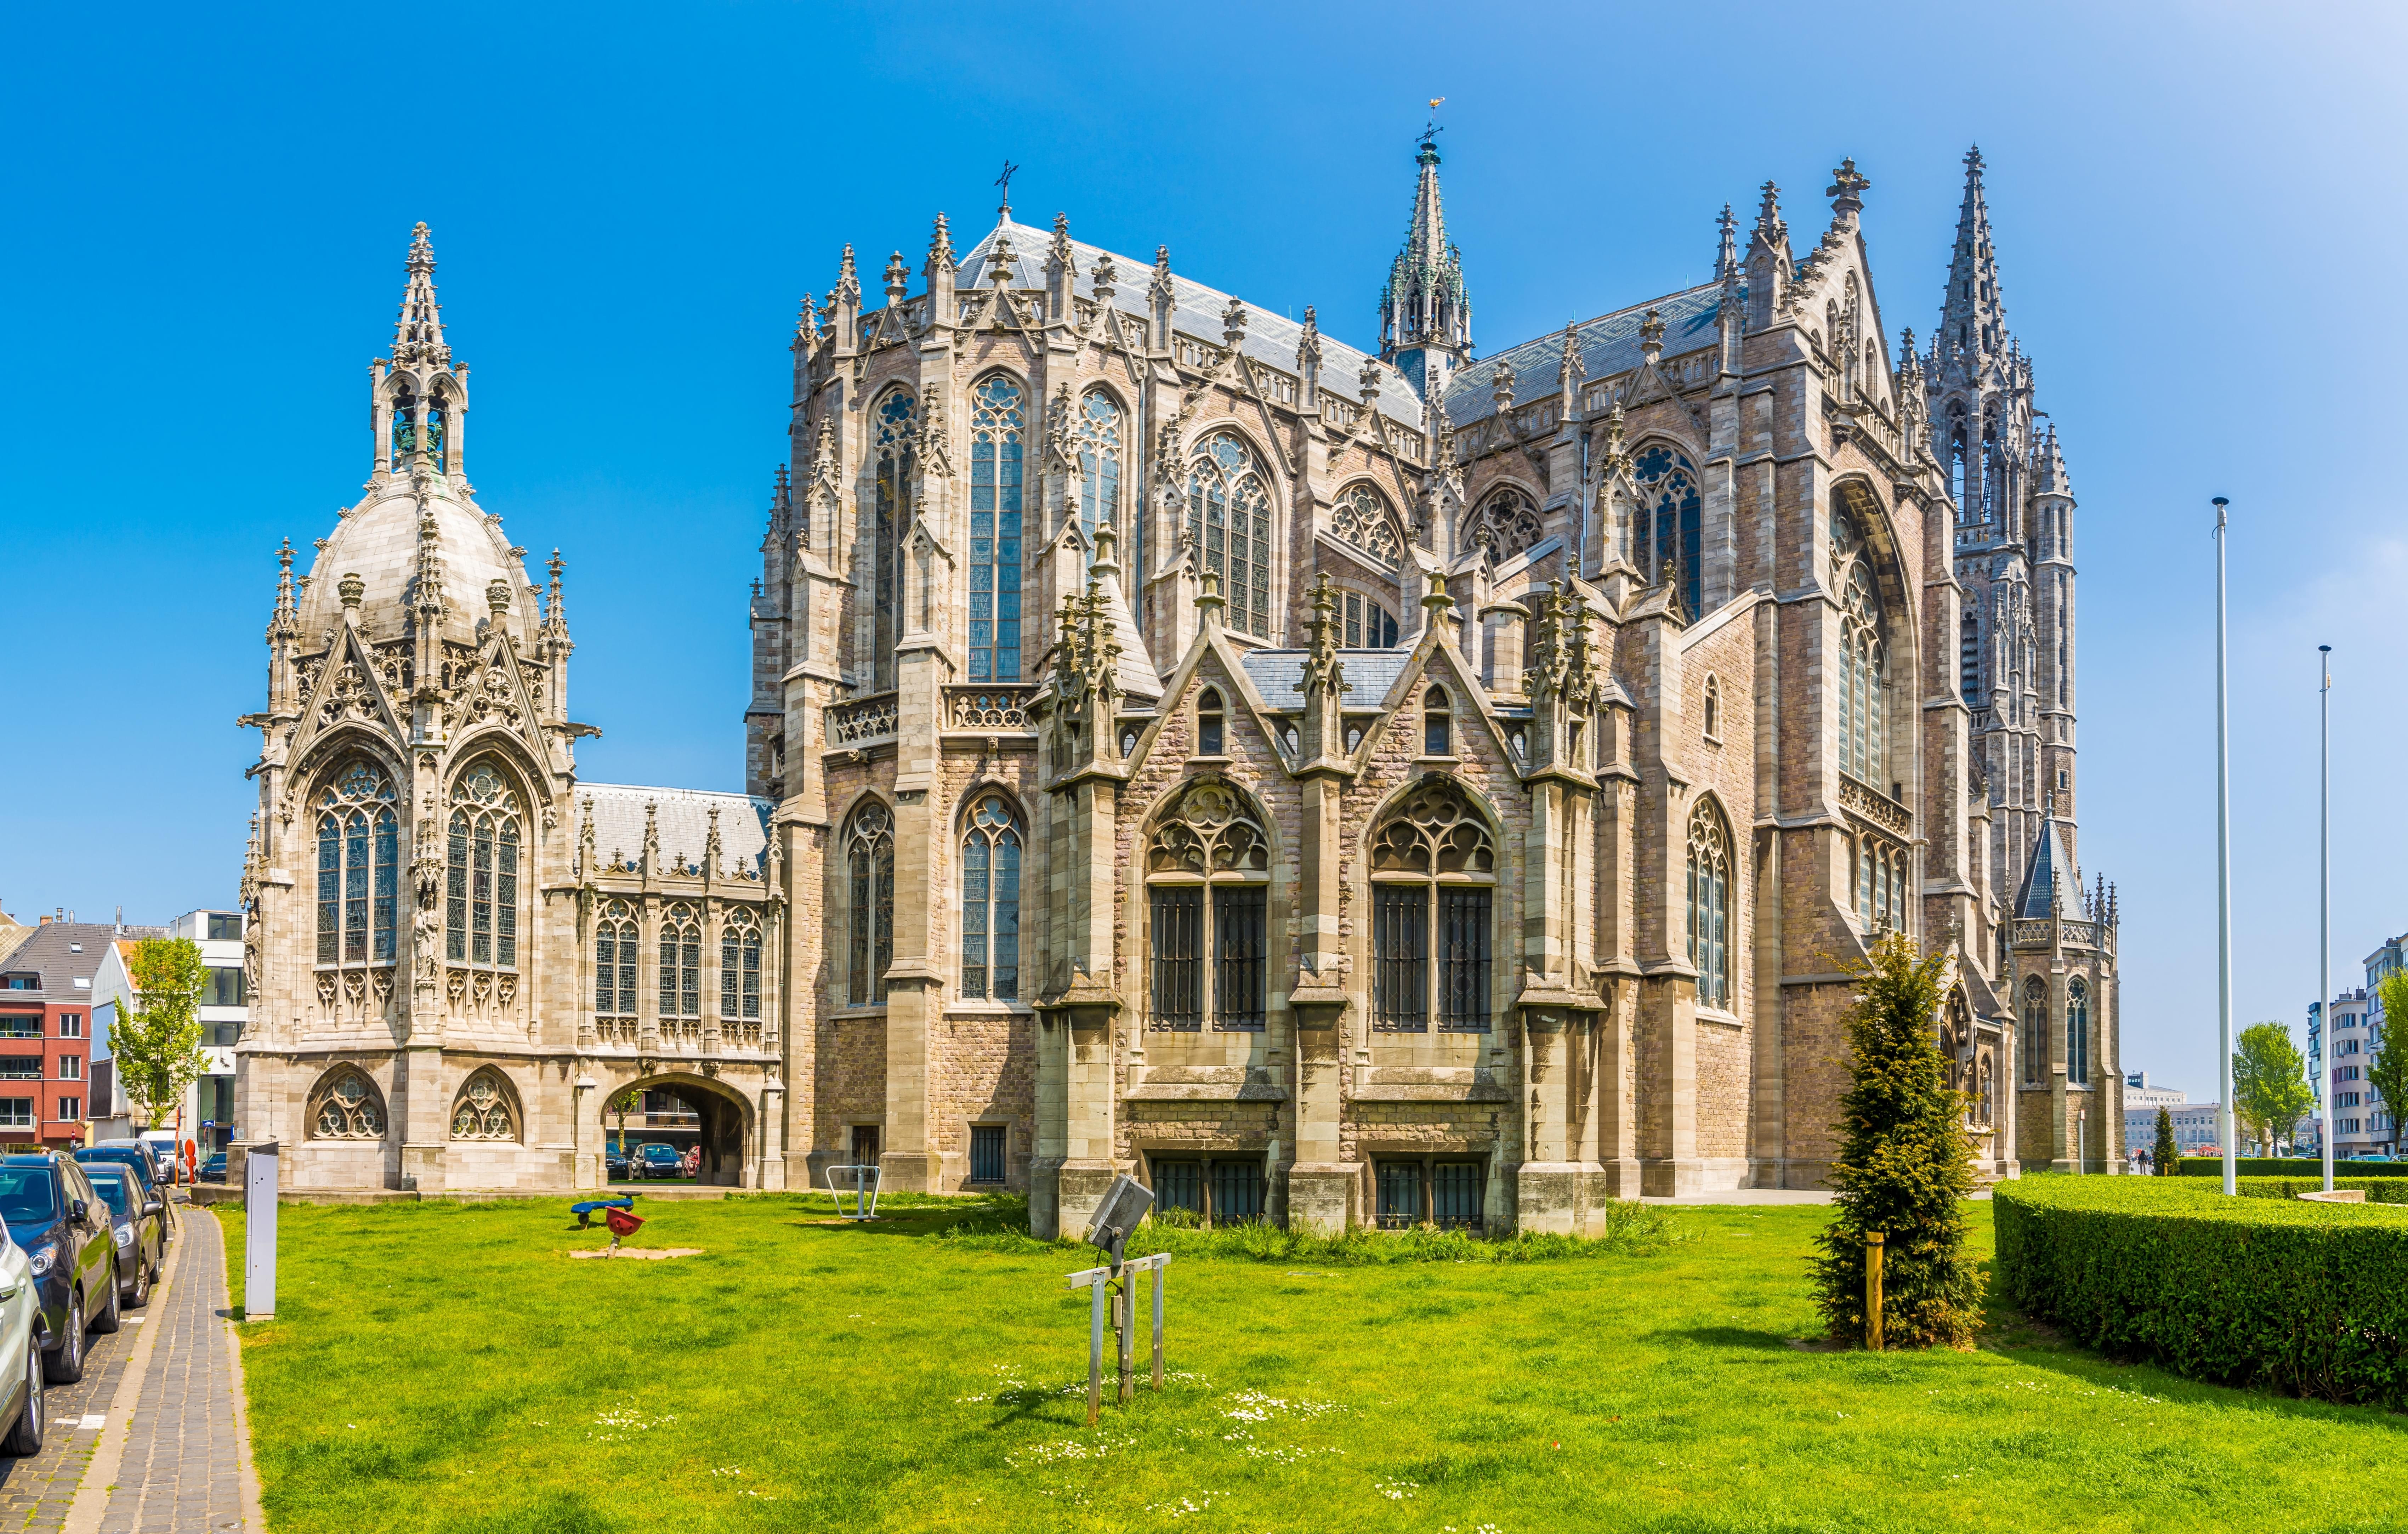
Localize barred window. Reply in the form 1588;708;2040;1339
846;801;895;1005
969;1123;1007;1184
658;901;702;1019
1369;780;1496;1032
314;761;398;967
968;374;1026;681
960;795;1022;1000
1145;781;1271;1031
1186;432;1274;638
445;762;522;971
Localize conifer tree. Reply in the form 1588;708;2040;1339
1811;933;1983;1347
2153;1106;2179;1175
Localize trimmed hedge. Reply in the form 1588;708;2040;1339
1995;1176;2408;1404
2176;1157;2408;1177
2236;1177;2408;1205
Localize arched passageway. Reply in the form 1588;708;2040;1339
602;1075;753;1187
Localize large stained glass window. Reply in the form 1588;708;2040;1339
1186;432;1274;638
968;375;1026;681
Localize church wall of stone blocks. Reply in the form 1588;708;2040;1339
226;140;2124;1222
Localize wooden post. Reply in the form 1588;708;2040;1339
1150;1262;1165;1390
1865;1231;1885;1352
1087;1276;1105;1425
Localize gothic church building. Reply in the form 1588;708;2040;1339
231;141;2123;1227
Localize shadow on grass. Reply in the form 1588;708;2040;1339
1653;1325;1797;1352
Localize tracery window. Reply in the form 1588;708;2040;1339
1635;444;1702;619
2067;976;2091;1087
846;801;896;1005
2022;977;2047;1084
1186;432;1274;638
1146;782;1271;1032
1341;591;1399;649
960;796;1022;1001
870;388;916;692
968;375;1026;681
314;761;398;967
720;908;762;1028
308;1068;386;1140
658;901;702;1023
449;1068;517;1141
1838;561;1886;785
1331;483;1403;569
445;762;521;971
1687;800;1733;1010
1853;834;1906;932
594;898;638;1036
1369;779;1496;1032
1467;487;1542;571
1077;389;1122;549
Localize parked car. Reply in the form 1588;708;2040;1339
198;1153;227;1184
603;1146;632;1181
0;1155;119;1383
75;1147;172;1247
0;1228;45;1456
634;1144;686;1180
135;1133;184;1183
77;1166;160;1311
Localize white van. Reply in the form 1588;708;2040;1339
136;1133;183;1182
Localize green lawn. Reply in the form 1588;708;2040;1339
216;1193;2408;1534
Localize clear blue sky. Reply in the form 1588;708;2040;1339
6;2;2402;1099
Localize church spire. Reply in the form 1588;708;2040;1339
1941;146;2009;359
392;222;450;367
1378;125;1472;397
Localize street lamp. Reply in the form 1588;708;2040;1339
2215;498;2236;1197
2321;643;2334;1193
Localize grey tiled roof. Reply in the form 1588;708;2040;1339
1440;282;1727;429
957;220;1428;427
2014;818;2079;920
1238;649;1417;713
2;922;167;999
576;784;773;879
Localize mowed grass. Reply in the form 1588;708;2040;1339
215;1194;2408;1534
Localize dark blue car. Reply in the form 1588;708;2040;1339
0;1157;120;1383
73;1148;172;1247
634;1144;686;1180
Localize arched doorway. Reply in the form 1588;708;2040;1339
602;1074;754;1187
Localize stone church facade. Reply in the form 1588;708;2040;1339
229;140;2122;1222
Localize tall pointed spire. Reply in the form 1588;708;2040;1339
1378;125;1473;397
1941;146;2008;359
1714;203;1738;280
392;223;450;367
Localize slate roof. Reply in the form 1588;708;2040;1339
1439;281;1727;430
2014;818;2080;920
576;784;773;879
956;220;1428;427
1238;649;1418;713
1;922;167;1000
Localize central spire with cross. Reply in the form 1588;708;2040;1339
1379;98;1472;399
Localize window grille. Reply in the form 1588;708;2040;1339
1152;1160;1203;1216
595;898;638;1027
1149;887;1204;1031
1078;390;1122;547
1210;1160;1264;1223
1368;779;1496;1033
969;1124;1007;1184
658;902;702;1021
720;910;763;1023
1211;886;1267;1032
1436;890;1491;1031
1432;1162;1484;1229
1376;1161;1421;1229
1372;887;1427;1029
1144;782;1271;1032
1331;483;1403;568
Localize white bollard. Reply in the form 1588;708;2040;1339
244;1141;279;1321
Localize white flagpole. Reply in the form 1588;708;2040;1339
2322;644;2334;1193
2215;498;2236;1197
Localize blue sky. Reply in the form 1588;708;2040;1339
6;2;2403;1099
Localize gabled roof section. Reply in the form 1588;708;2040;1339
1440;282;1725;430
2014;817;2079;920
954;220;1426;426
577;784;772;880
1238;648;1417;713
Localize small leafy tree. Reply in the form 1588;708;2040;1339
2232;1022;2313;1156
2153;1107;2179;1176
112;938;211;1141
1811;933;1983;1348
2368;971;2408;1155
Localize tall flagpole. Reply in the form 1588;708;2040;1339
2321;644;2334;1193
2215;497;2236;1197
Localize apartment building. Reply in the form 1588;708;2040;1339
0;915;165;1147
89;910;246;1153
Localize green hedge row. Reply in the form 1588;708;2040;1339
1994;1177;2408;1404
2175;1157;2408;1177
2233;1177;2408;1205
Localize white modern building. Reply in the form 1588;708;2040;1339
90;909;246;1154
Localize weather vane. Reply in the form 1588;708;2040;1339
995;159;1020;218
1420;97;1446;149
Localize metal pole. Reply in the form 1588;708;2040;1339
2215;497;2236;1197
1151;1263;1165;1390
2322;644;2335;1193
1087;1277;1104;1426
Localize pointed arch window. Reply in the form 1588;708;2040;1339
315;761;399;967
1635;444;1702;618
1853;833;1906;932
2022;976;2048;1084
1370;779;1496;1033
1196;687;1225;757
870;389;917;692
594;897;638;1041
1331;483;1404;569
1703;674;1722;741
1838;561;1886;784
1960;611;1982;704
1468;487;1541;571
720;907;763;1032
389;387;418;471
961;795;1022;1000
969;375;1026;681
1423;687;1452;757
307;1068;387;1140
1077;389;1123;549
426;391;449;473
1146;782;1271;1032
1186;433;1274;638
449;1068;517;1141
846;801;896;1005
658;901;702;1024
445;762;521;971
1687;801;1733;1009
2067;976;2091;1087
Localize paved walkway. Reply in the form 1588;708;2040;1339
0;1248;148;1532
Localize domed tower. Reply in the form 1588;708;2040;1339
236;224;587;1194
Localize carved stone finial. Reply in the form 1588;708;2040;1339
1827;158;1871;220
1639;308;1665;365
1492;360;1516;413
1222;298;1248;350
338;571;365;610
487;578;511;617
1091;252;1118;303
1359;358;1382;407
1196;563;1225;630
883;251;909;305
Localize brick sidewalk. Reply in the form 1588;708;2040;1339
0;1246;148;1532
